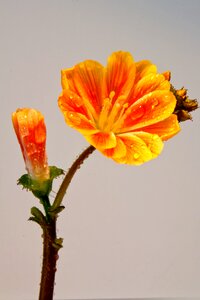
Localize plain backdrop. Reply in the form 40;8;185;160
0;0;200;299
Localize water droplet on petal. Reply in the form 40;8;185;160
67;112;81;125
26;143;37;155
133;153;140;159
131;105;145;121
150;75;155;81
21;126;29;136
152;135;158;140
151;98;159;110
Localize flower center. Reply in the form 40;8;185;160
98;91;128;133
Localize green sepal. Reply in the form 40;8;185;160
17;166;64;199
49;166;64;179
18;174;52;198
53;237;63;250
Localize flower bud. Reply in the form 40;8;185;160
12;108;50;181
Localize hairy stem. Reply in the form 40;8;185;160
38;145;95;300
52;145;95;210
39;218;58;300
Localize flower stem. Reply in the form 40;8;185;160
39;218;58;300
52;145;95;210
38;145;95;300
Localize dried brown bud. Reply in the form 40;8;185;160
170;85;198;122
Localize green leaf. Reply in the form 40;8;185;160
28;216;41;225
31;206;46;223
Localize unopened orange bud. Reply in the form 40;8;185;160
12;108;50;181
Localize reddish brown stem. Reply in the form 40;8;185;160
38;145;95;300
39;219;58;300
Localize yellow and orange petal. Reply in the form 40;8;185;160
58;51;181;165
12;108;49;180
134;60;157;84
141;114;180;141
120;90;177;132
104;132;163;165
105;51;136;100
127;73;170;105
61;60;105;116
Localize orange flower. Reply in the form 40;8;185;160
58;51;180;165
12;108;50;180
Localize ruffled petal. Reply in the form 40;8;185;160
61;60;105;114
84;132;117;150
120;90;176;132
128;73;170;105
113;132;163;165
141;114;181;141
58;91;98;134
133;132;164;159
105;51;136;100
134;60;157;84
102;136;127;159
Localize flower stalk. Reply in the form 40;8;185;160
39;216;58;300
38;145;95;300
52;145;95;210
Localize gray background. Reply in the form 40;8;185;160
0;0;200;299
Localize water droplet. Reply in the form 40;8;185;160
151;98;159;110
20;126;29;136
150;75;155;81
133;153;140;159
26;143;37;155
67;112;81;125
32;157;36;162
131;105;145;121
